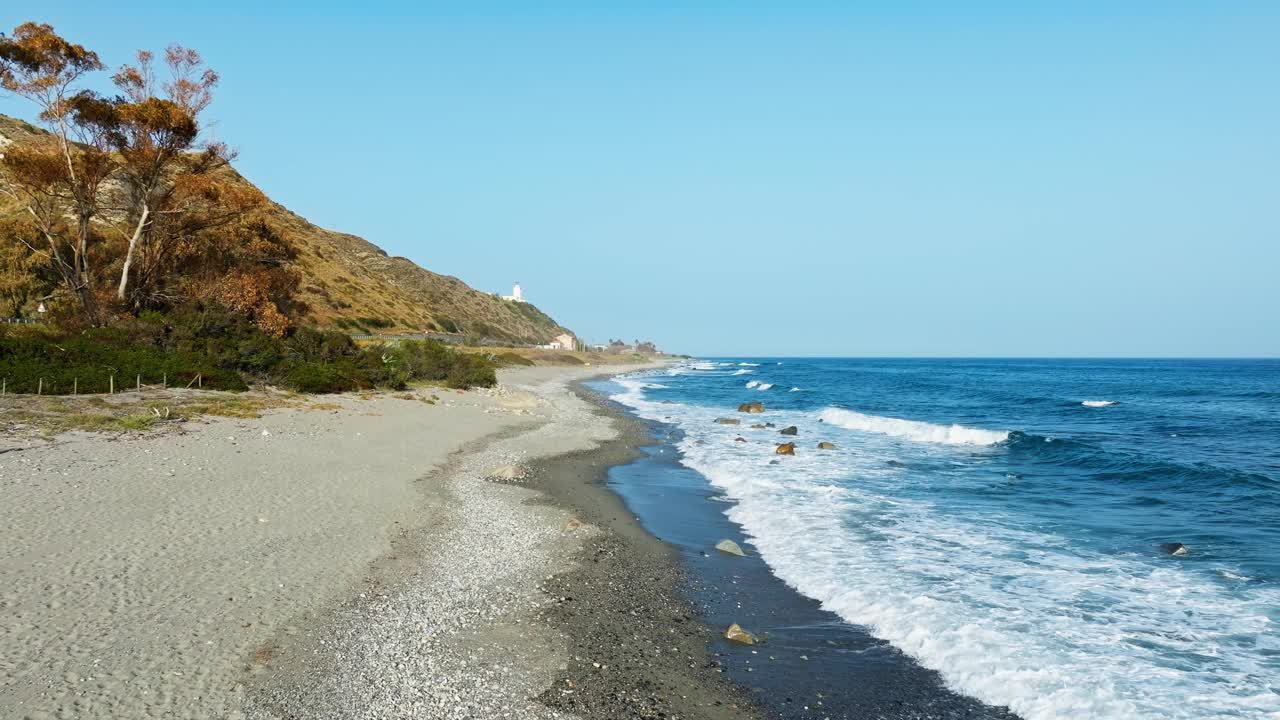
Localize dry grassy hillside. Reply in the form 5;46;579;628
0;114;570;345
259;194;570;342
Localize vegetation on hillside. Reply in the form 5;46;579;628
0;303;495;394
0;21;554;395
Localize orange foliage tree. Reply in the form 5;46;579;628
0;22;110;319
0;22;296;334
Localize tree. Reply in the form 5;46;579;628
0;22;110;320
1;23;276;329
106;45;242;306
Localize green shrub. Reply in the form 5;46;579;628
282;361;358;393
0;303;499;396
444;353;497;389
0;327;246;394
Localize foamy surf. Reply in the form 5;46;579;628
605;361;1280;720
1082;400;1118;407
818;408;1009;446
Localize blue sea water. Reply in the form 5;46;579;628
606;358;1280;720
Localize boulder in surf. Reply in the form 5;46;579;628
715;539;746;556
725;623;758;645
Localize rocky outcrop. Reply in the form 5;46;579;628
776;442;796;455
715;418;740;425
817;441;836;450
780;426;798;436
737;402;765;413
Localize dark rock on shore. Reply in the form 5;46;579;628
776;442;796;455
715;418;740;425
780;426;798;436
817;441;836;450
737;402;765;413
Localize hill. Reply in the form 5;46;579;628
0;113;570;345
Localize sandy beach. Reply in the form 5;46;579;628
1;363;755;720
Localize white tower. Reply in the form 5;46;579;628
511;282;524;302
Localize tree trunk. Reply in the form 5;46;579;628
117;204;150;302
74;210;99;324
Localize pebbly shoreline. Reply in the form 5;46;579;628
240;363;763;720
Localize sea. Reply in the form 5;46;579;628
592;358;1280;720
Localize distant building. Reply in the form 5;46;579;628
542;332;577;351
501;282;525;303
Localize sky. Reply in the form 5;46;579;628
2;2;1277;357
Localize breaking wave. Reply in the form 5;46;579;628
817;408;1009;446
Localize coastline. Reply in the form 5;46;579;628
0;360;762;719
592;372;1024;720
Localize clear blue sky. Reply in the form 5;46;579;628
3;2;1276;356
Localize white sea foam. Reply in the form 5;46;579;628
738;362;760;366
732;368;753;376
745;380;760;388
755;383;773;391
789;387;802;392
1082;400;1119;407
607;376;1280;720
818;408;1009;446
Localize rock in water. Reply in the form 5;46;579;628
716;539;746;556
817;441;836;449
750;424;767;429
1161;542;1189;556
737;402;765;413
734;436;747;443
725;623;757;645
715;418;741;425
776;442;796;455
780;426;799;436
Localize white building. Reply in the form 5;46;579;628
501;282;525;303
539;332;577;351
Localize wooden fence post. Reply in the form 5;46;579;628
110;375;115;394
73;378;77;396
136;374;141;392
38;378;43;395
